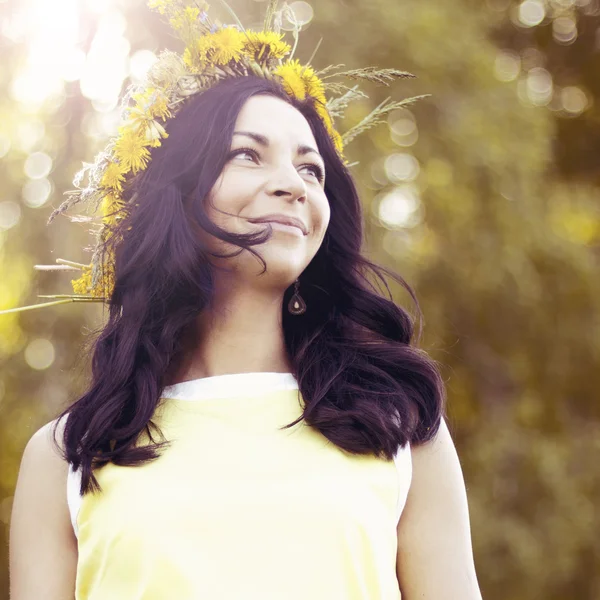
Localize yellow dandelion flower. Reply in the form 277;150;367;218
114;127;153;174
183;38;211;73
315;101;331;126
303;71;327;105
275;60;327;104
196;36;213;61
101;193;126;227
315;102;344;155
183;47;197;71
125;89;171;149
169;6;200;32
183;28;245;72
275;59;307;100
101;161;127;192
144;120;169;147
331;128;344;156
70;254;116;297
98;250;117;299
278;60;338;154
243;31;291;61
132;87;172;121
100;265;115;298
71;265;92;295
206;27;245;65
131;118;169;148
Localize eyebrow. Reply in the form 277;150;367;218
232;130;322;160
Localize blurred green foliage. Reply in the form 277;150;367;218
0;0;598;598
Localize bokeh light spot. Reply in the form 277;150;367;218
24;152;53;179
392;126;418;147
553;17;578;45
62;48;87;82
24;338;56;371
561;86;588;115
518;0;546;27
22;178;53;208
526;67;553;106
384;153;420;183
81;110;121;140
15;120;46;153
377;186;423;229
370;158;388;186
388;110;418;146
494;51;521;82
0;201;22;231
92;97;119;113
281;2;314;30
80;10;130;105
10;70;65;109
389;110;416;136
129;50;158;84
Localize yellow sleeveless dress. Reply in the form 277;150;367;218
67;372;411;599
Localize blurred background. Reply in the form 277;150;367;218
1;0;599;597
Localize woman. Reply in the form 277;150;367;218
9;5;483;600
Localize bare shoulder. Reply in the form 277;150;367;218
396;419;483;599
9;416;77;599
398;420;469;539
408;418;460;474
19;417;71;489
28;415;68;458
16;417;71;501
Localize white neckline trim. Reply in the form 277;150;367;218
161;371;299;401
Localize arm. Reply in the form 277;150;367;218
9;418;78;599
396;418;483;599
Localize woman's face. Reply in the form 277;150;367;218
204;94;330;287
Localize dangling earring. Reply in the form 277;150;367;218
287;278;306;315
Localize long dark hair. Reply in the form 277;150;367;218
54;76;446;494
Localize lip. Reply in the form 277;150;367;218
249;213;308;236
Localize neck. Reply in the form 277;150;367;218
168;277;293;384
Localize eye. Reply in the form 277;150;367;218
299;163;325;183
229;147;260;162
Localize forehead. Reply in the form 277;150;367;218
233;94;317;147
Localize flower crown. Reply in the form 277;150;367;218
0;0;427;315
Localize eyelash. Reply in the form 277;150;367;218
229;147;325;183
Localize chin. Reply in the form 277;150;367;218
238;250;308;285
263;260;306;281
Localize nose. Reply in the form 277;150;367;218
266;161;307;203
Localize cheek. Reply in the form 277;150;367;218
206;172;254;228
311;192;330;239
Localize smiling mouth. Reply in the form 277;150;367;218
248;215;308;236
262;221;305;235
